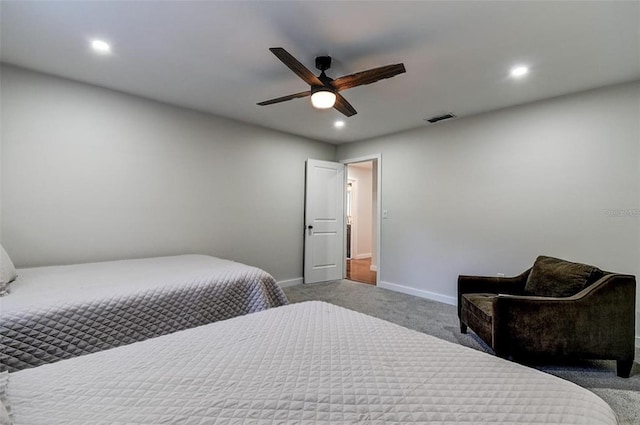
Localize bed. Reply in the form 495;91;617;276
1;301;617;425
0;254;288;372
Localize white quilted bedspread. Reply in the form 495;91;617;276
5;301;616;425
1;255;287;372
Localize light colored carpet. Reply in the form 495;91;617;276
591;389;640;425
283;279;640;424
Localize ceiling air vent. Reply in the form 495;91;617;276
425;113;457;124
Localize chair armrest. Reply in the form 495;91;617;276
492;274;636;360
457;269;530;317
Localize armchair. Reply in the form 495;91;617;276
458;256;636;377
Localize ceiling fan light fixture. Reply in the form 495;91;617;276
310;88;336;109
258;48;405;117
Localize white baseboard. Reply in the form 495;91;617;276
277;277;303;288
379;281;457;306
354;253;372;260
369;265;378;272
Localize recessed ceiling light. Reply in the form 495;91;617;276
334;120;345;129
91;39;111;54
510;65;529;78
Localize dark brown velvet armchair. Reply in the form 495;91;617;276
458;256;636;378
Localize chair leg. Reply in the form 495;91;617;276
616;360;633;378
460;322;467;334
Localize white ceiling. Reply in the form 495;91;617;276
1;1;638;144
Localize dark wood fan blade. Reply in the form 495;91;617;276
269;47;323;87
333;93;357;117
257;90;311;106
331;63;406;91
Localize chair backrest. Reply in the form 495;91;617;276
523;256;604;297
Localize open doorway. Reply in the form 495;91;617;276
346;160;377;285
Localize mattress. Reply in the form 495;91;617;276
0;255;287;372
3;301;617;425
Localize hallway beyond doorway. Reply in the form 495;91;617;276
346;258;376;285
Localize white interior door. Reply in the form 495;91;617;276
304;159;345;284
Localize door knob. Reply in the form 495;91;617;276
307;225;314;229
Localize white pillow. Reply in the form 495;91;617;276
0;371;10;425
0;371;11;425
0;402;10;425
0;245;18;295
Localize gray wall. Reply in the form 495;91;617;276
0;65;335;282
337;81;640;335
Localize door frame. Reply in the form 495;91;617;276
340;154;381;285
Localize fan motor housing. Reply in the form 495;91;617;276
315;56;332;72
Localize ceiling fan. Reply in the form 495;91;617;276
257;47;406;117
